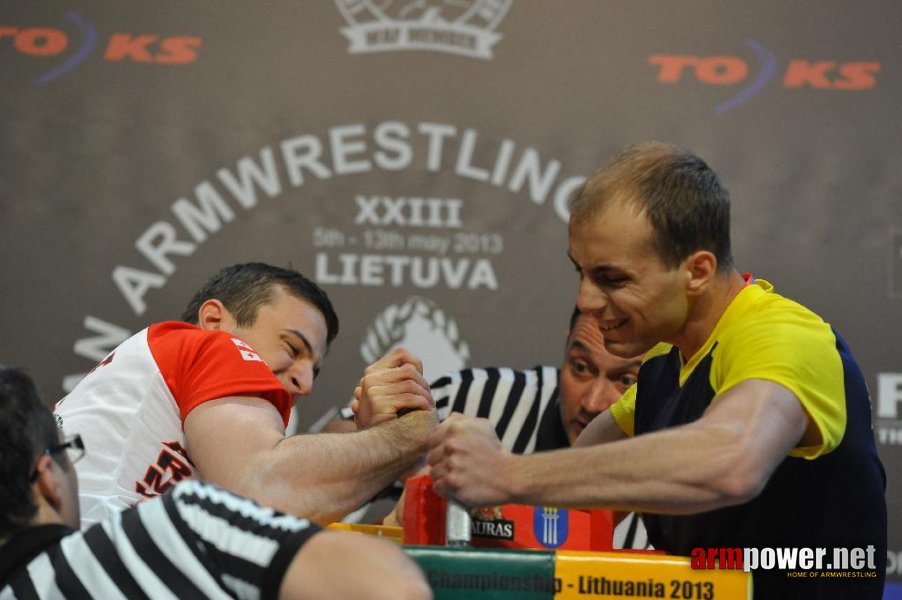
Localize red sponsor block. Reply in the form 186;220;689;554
401;474;613;551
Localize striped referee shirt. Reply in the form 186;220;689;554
0;480;320;599
433;366;567;454
431;365;650;550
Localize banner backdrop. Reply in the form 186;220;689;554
2;0;900;581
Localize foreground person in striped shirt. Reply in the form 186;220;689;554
0;366;431;600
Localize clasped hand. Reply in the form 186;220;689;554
352;347;435;429
426;413;514;507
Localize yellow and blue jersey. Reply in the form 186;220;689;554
611;278;886;598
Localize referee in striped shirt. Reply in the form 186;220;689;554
0;365;430;600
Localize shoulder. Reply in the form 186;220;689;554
711;280;850;457
147;321;237;350
719;279;831;341
712;283;840;373
148;321;269;374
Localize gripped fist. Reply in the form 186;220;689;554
353;347;435;429
426;413;513;507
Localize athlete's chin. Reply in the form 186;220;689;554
603;338;648;359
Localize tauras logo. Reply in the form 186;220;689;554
472;518;515;540
335;0;512;59
471;506;514;540
360;297;469;383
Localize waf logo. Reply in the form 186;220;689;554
360;297;469;383
2;12;202;86
649;39;880;114
533;506;569;549
335;0;512;60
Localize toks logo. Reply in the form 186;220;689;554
2;12;202;86
649;39;880;114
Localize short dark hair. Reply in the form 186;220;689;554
180;263;340;346
570;141;733;272
0;366;59;537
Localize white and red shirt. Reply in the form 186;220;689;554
54;321;291;529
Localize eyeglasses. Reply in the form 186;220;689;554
30;434;85;481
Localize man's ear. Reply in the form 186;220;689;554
32;455;64;512
197;299;233;331
684;250;717;296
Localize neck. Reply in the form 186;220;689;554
24;497;66;536
0;504;61;549
672;269;746;361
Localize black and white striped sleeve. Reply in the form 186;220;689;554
159;480;321;599
10;480;322;600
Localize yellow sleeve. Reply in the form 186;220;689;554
610;384;636;437
712;297;846;459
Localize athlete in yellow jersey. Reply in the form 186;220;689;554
425;142;886;599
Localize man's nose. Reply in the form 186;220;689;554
576;279;607;316
284;363;314;397
581;378;619;415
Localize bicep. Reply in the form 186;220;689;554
573;411;627;447
183;396;285;489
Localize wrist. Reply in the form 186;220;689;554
391;409;438;452
501;452;526;504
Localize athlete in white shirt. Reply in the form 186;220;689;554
56;262;436;528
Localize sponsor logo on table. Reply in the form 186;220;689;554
471;505;515;540
534;506;569;549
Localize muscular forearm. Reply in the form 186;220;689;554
258;410;436;524
507;421;763;514
430;379;807;516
